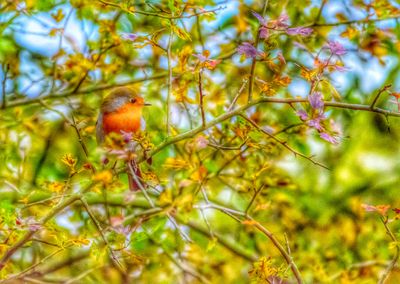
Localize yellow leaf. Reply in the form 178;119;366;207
190;165;208;181
206;237;218;252
51;9;65;23
92;170;113;185
320;80;341;101
84;125;95;134
159;189;173;205
236;16;248;33
19;197;29;205
341;26;358;40
300;67;318;81
171;25;192;41
242;219;258;226
49;28;58;37
71;237;90;246
61;154;77;169
48;181;64;193
163;157;189;169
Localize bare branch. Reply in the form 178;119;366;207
370;85;391;110
5;74;167;109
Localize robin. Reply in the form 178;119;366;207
96;87;151;191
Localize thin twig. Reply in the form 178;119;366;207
208;139;247;150
65;109;95;178
166;25;173;136
310;14;400;27
97;0;224;19
312;0;327;24
64;264;104;284
196;9;205;50
370;84;391;110
329;260;393;281
4;246;68;282
72;44;117;93
228;78;248;111
6;74;167;109
1;63;10;109
199;203;303;284
177;217;257;262
378;217;400;284
127;163;191;242
79;197;126;274
245;185;265;215
148;235;210;283
252;220;303;284
239;114;329;169
247;0;269;102
198;70;206;127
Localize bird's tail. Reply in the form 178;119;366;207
127;159;145;191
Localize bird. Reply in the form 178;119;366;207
96;87;151;191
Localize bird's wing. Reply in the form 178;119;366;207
96;112;105;144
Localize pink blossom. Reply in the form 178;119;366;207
308;118;324;131
361;204;378;212
296;110;308;120
275;13;289;28
320;132;338;144
237;42;261;59
195;136;209;150
286;27;313;36
308;92;324;110
120;130;133;143
361;204;391;216
332;64;348;72
121;33;138;42
277;52;286;64
193;53;207;61
326;41;346;55
251;11;266;26
193;53;221;70
28;223;42;232
293;41;308;50
259;26;269;39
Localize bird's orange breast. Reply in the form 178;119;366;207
102;103;142;135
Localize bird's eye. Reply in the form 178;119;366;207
130;98;137;103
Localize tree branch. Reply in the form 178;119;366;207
370;85;391;110
97;0;224;19
0;195;81;271
198;203;303;284
4;74;167;109
143;97;400;164
1;63;9;109
310;14;400;27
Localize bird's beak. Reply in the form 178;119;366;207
143;103;152;106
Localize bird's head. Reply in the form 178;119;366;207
101;87;151;113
